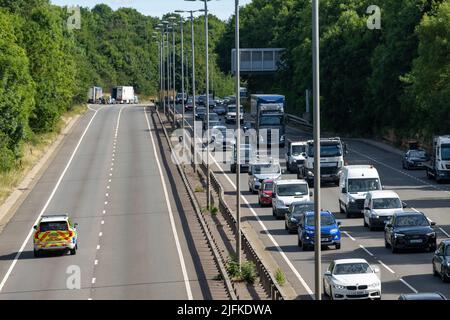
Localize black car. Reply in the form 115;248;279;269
213;104;226;115
384;211;436;253
398;292;447;300
195;107;207;121
285;201;314;234
402;149;428;170
432;239;450;282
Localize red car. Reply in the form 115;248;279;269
258;179;275;207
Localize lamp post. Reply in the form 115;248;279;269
234;0;242;271
152;33;161;109
169;16;178;126
185;0;213;209
312;0;322;301
162;20;170;119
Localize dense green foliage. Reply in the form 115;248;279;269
0;1;233;172
217;0;449;140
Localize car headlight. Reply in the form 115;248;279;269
280;135;285;142
334;284;346;290
307;170;314;176
349;198;356;203
370;212;379;218
369;282;380;288
253;177;258;181
427;232;436;238
394;233;405;238
330;228;339;234
290;217;298;223
277;200;285;207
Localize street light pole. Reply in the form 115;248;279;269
190;12;197;173
235;0;242;271
166;26;171;119
179;16;186;166
172;22;177;126
204;0;211;209
312;0;322;301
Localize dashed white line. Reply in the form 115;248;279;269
91;278;96;284
378;260;396;274
0;105;106;292
343;231;355;241
94;260;98;265
96;245;100;250
359;244;374;257
400;278;418;293
99;232;103;237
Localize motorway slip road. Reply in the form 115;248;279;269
0;104;207;300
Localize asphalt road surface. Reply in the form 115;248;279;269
178;104;450;300
0;104;206;300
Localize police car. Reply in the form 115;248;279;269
33;214;78;257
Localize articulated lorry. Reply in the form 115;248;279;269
112;86;135;104
424;135;450;183
250;94;286;147
88;86;103;104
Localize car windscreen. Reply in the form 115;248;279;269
209;114;219;121
39;221;68;232
259;115;283;126
263;182;274;190
292;145;305;155
292;203;314;215
409;150;426;158
307;144;342;157
277;184;308;196
395;215;429;227
347;178;381;193
441;144;450;161
372;198;402;209
305;214;335;226
333;263;372;275
253;164;280;175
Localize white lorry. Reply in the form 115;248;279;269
88;86;103;104
424;135;450;183
113;86;135;104
286;140;307;173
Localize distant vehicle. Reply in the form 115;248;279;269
424;135;450;183
298;137;346;186
88;86;103;104
225;104;244;124
230;143;254;173
297;210;341;250
384;211;436;253
258;179;275;207
195;106;207;121
248;160;281;193
33;214;78;257
363;190;404;231
285;201;314;234
339;165;382;218
403;149;428;170
198;94;215;108
185;98;195;111
398;292;447;300
133;95;139;104
272;179;311;219
112;86;135;104
214;104;226;115
223;96;236;105
211;125;233;152
286;140;307;173
176;92;187;104
240;87;248;102
323;259;381;300
250;94;286;147
203;112;220;130
432;239;450;282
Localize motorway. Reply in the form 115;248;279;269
178;104;450;300
0;104;211;300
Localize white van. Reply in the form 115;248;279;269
339;165;382;218
272;179;312;219
363;190;404;230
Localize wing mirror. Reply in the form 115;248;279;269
372;266;380;274
324;271;332;277
364;206;370;210
74;223;78;228
341;188;347;194
309;191;313;197
431;221;436;226
272;193;276;198
282;169;287;174
33;225;37;230
287;152;291;156
386;223;392;228
435;250;440;255
402;202;407;208
337;221;341;227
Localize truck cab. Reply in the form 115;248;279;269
286;140;307;173
230;143;254;173
248;158;282;193
425;135;450;183
298;137;346;186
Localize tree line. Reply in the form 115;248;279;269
0;1;234;172
216;0;450;143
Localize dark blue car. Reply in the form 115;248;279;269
297;211;341;251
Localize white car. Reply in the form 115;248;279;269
323;258;381;300
248;161;282;193
363;190;404;231
225;104;244;124
272;179;311;219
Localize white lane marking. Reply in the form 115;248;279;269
209;155;314;297
0;106;107;292
91;278;96;284
109;173;112;177
104;201;108;205
108;179;112;183
94;260;98;265
378;260;396;274
105;193;109;197
101;220;104;225
400;278;418;293
107;186;110;190
96;245;100;250
88;298;93;301
411;207;450;238
343;231;355;241
144;108;193;300
359;244;374;257
99;232;103;237
102;210;106;214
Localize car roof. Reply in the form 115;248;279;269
304;210;333;217
291;201;314;206
343;165;379;178
395;211;424;216
400;293;446;300
368;190;400;199
334;258;369;265
291;141;307;145
40;214;69;223
276;179;308;185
